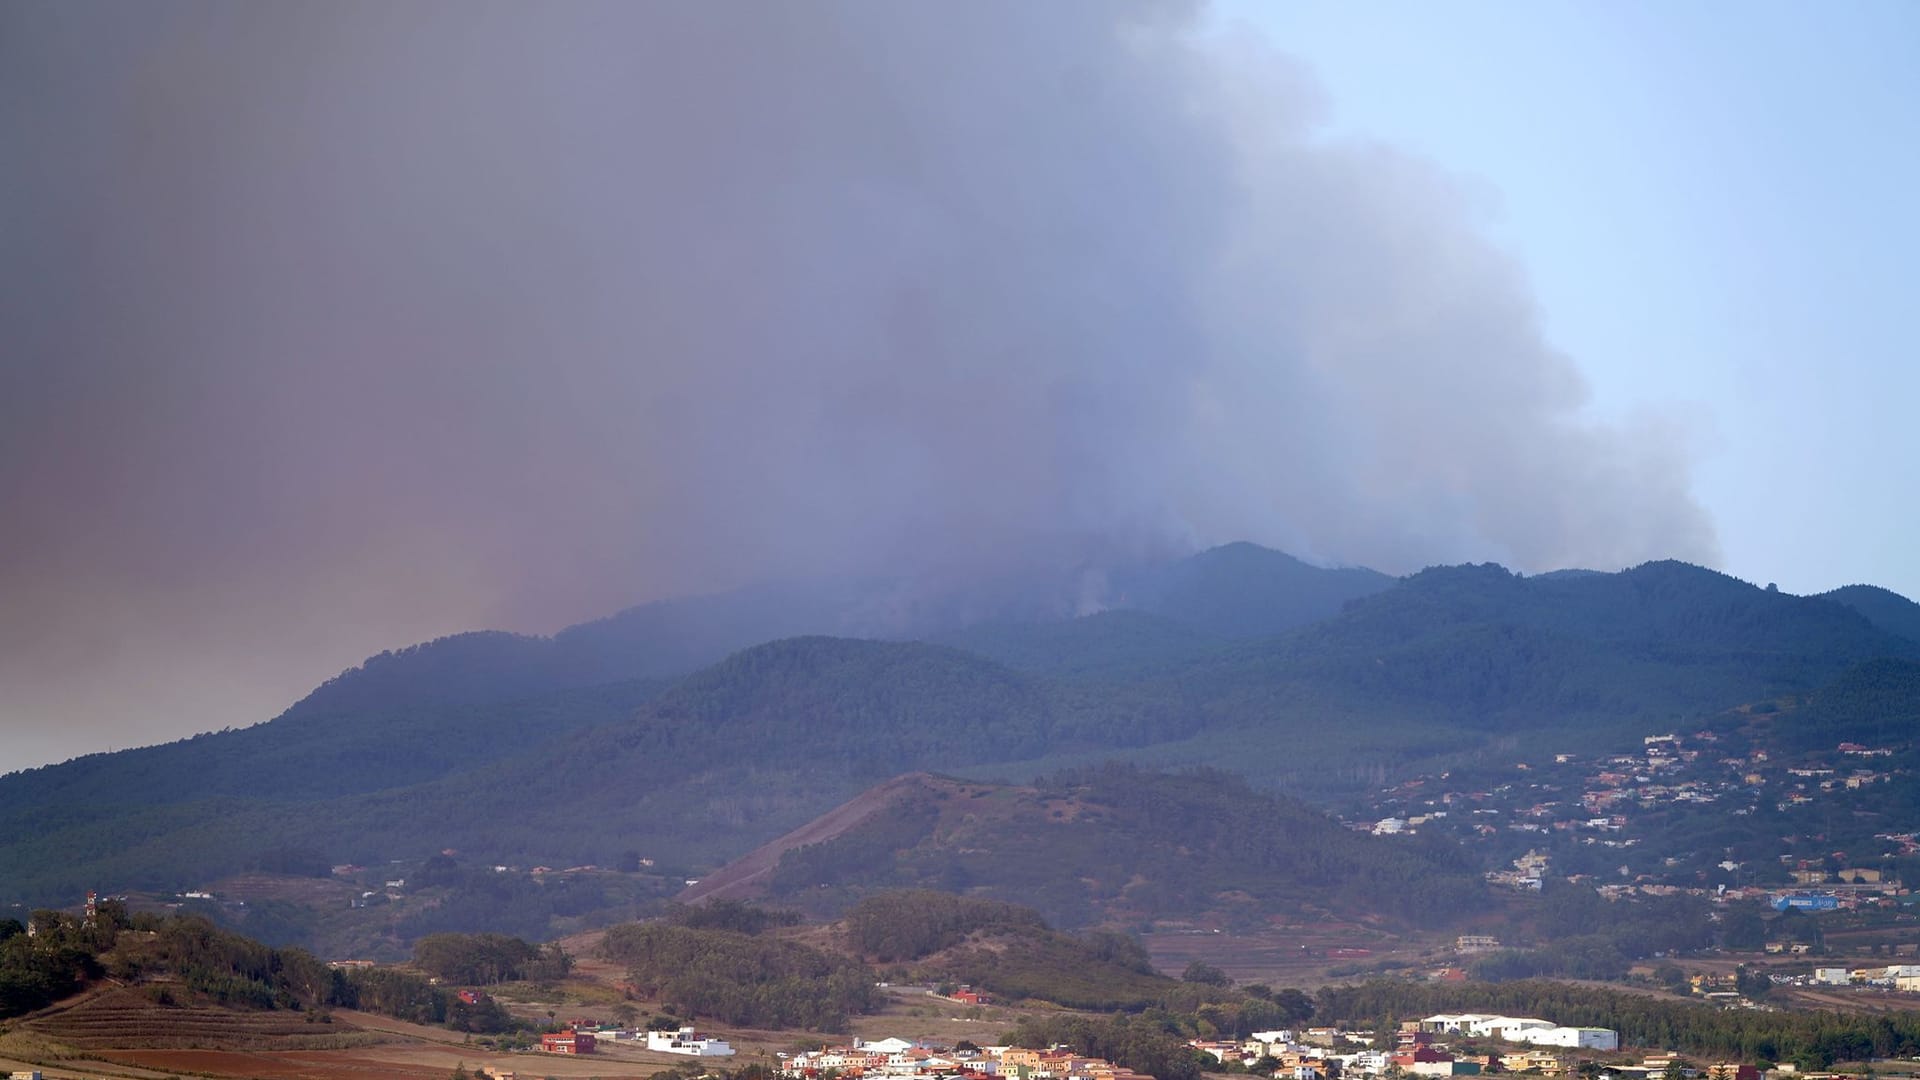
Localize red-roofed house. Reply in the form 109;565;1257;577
542;1031;596;1054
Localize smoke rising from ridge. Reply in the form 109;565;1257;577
0;2;1717;769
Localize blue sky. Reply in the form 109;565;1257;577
1220;1;1920;598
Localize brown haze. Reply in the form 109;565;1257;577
0;2;1717;772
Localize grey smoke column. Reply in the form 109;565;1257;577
0;1;1717;768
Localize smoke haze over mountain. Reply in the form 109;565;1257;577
0;2;1717;770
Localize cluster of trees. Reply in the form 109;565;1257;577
1;906;346;1018
412;932;572;985
841;892;1046;961
1315;979;1920;1068
0;912;102;1016
838;890;1315;1022
1458;886;1714;981
926;928;1171;1012
1001;1013;1213;1080
338;966;518;1032
599;921;874;1031
664;899;801;936
838;890;1167;1010
1149;981;1317;1042
0;908;529;1036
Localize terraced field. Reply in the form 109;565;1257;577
22;986;388;1051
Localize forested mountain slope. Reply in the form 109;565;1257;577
1113;541;1396;638
4;553;1917;918
935;610;1227;680
1818;583;1920;645
1181;560;1917;736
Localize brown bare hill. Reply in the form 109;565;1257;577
679;772;949;904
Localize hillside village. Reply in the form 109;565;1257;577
766;1012;1859;1080
1351;727;1917;907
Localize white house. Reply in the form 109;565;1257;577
1421;1014;1614;1052
1344;1051;1391;1075
647;1027;736;1056
1421;1014;1498;1034
857;1038;916;1054
1473;1017;1553;1039
1251;1031;1298;1046
1515;1028;1619;1052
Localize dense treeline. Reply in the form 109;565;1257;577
0;913;100;1016
1774;657;1920;751
395;855;656;944
924;927;1172;1012
841;892;1046;961
663;900;801;935
1001;1013;1213;1080
845;891;1290;1016
1459;886;1714;981
668;895;802;930
844;891;1169;1010
334;965;519;1032
599;922;874;1031
412;932;572;985
3;906;344;1018
1316;980;1920;1068
0;908;521;1034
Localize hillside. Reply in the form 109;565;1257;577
4;550;1918;935
836;891;1179;1010
1819;584;1920;645
1253;560;1915;721
934;610;1227;680
0;638;1072;909
745;767;1484;931
1763;656;1920;751
1130;560;1920;784
1113;542;1396;638
277;543;1379;723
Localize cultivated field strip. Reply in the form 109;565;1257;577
24;988;387;1051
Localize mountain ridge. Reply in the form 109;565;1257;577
4;545;1917;924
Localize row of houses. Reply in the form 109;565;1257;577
538;1025;735;1057
779;1038;1147;1080
1190;1024;1594;1078
1418;1014;1620;1051
1807;964;1920;992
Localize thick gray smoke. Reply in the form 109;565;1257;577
0;2;1717;770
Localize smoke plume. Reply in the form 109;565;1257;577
0;2;1717;769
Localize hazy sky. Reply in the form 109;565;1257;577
1;2;1913;773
